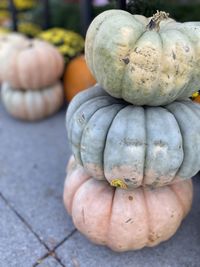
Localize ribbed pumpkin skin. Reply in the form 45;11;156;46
1;39;64;90
67;85;200;188
85;10;200;106
1;82;63;121
64;156;193;252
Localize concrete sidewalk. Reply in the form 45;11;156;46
0;103;199;267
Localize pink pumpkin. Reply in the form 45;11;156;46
2;39;64;90
64;156;193;252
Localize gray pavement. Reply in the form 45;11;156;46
0;103;200;267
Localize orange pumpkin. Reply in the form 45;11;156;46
64;55;96;102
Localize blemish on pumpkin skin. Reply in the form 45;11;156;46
125;218;133;223
128;196;133;201
148;232;161;243
172;51;176;60
184;46;190;52
77;112;86;124
122;57;130;64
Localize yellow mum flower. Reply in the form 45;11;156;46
38;28;84;62
0;27;10;34
13;0;37;10
18;22;42;37
192;91;199;99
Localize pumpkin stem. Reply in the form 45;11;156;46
146;10;169;31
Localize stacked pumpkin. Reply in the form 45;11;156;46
64;10;200;251
1;38;64;121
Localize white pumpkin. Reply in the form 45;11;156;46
1;82;63;121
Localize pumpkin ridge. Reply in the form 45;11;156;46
122;30;163;104
102;105;129;184
68;94;112;131
144;107;183;186
181;100;200;117
120;29;147;100
70;173;92;215
18;46;35;89
13;53;21;89
92;12;144;89
90;11;127;78
80;103;125;177
70;98;122;165
80;103;123;180
66;85;106;127
169;185;187;218
160;29;195;101
68;95;116;144
162;106;185;183
142;108;148;186
104;183;115;246
168;29;196;100
34;45;44;89
118;17;148;100
85;10;122;73
165;102;200;179
143;188;152;246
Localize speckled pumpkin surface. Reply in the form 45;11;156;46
64;156;193;252
85;10;200;106
1;82;63;121
66;85;200;189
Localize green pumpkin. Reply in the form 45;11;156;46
66;85;200;189
85;10;200;106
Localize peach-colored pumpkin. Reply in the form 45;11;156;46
1;39;64;90
64;156;193;252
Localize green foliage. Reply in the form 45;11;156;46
126;0;162;17
123;0;200;21
30;1;115;35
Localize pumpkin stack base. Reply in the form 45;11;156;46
63;156;193;252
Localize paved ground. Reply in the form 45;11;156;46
0;103;200;267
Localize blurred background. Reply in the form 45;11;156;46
0;0;200;108
1;0;200;38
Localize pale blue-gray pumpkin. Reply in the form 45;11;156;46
67;85;200;189
85;10;200;106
